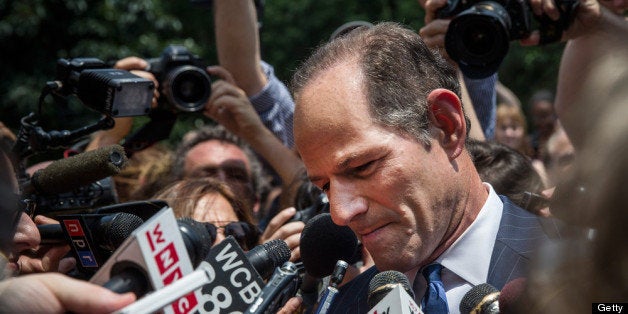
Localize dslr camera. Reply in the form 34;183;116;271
438;0;578;78
147;45;212;113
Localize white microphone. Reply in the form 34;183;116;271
90;206;201;314
115;237;291;314
367;270;423;314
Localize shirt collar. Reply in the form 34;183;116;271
434;183;503;285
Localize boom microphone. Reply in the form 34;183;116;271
23;144;127;195
460;283;500;314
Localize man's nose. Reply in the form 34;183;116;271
327;179;368;226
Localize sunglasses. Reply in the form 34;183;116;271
205;221;260;251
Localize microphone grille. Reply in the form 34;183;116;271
103;213;144;249
263;239;291;267
460;283;500;314
367;270;413;309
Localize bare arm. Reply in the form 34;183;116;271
213;0;267;96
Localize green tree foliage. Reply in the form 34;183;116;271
0;0;562;148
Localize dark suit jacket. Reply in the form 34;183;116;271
324;195;563;313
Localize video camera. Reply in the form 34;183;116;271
438;0;578;78
53;57;154;117
146;45;212;113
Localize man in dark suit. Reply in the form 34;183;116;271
288;22;561;313
326;196;563;313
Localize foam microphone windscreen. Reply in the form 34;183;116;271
367;270;414;309
299;213;359;278
460;283;500;314
29;144;127;195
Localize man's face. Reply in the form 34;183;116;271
294;61;458;273
184;140;252;184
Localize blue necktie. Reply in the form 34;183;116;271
421;263;449;313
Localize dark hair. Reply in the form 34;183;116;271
467;139;545;212
529;89;555;107
172;124;270;205
292;22;466;145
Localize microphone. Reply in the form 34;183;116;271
90;207;201;314
23;144;127;195
115;237;291;314
300;212;359;278
299;212;359;311
246;261;301;314
367;270;422;314
498;278;526;313
460;283;500;314
38;212;143;276
101;217;214;296
314;260;349;314
38;212;143;247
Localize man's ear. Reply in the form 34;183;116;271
427;88;467;159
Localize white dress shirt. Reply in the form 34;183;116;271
413;183;504;314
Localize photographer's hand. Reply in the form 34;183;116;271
418;0;456;64
520;0;603;46
204;66;267;141
259;207;304;262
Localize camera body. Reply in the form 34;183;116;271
54;58;154;117
438;0;578;78
147;45;212;113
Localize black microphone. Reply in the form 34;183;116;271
23;144;127;195
460;283;500;314
246;261;301;314
37;212;144;277
300;213;359;278
38;212;143;248
299;213;359;312
246;239;292;280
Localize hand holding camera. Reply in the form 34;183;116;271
419;0;579;78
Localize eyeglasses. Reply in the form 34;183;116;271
206;221;260;251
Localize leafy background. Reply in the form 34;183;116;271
0;0;562;156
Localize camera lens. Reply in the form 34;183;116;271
444;1;511;79
163;65;211;112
